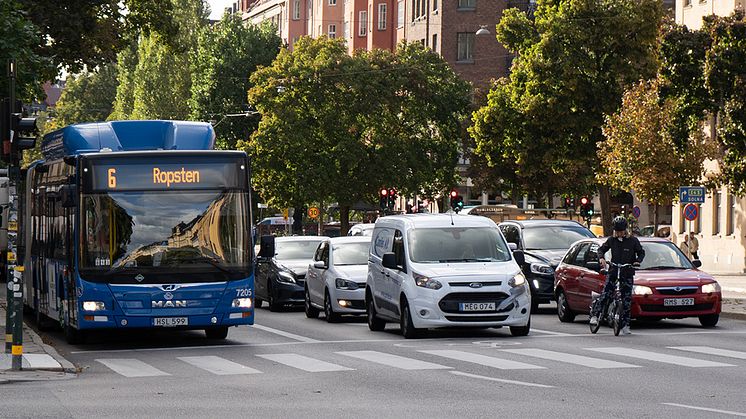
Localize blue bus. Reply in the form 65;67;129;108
22;120;254;343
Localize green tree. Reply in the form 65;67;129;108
245;37;470;234
190;16;281;150
54;63;119;126
599;78;715;228
471;0;663;234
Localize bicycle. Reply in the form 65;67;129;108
589;262;634;336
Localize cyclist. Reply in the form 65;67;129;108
590;216;645;335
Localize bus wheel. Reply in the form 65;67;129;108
65;322;86;345
205;326;229;339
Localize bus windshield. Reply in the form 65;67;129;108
80;190;250;281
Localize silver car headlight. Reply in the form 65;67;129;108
277;271;296;283
335;278;359;290
529;263;553;275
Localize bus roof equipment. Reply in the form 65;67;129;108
41;120;216;160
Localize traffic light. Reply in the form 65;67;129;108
450;190;464;213
379;188;389;211
579;197;594;219
10;113;38;157
564;197;576;209
387;188;397;210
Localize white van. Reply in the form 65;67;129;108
366;214;531;338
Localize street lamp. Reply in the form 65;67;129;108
475;25;491;36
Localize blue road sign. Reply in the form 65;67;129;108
679;186;705;203
632;206;641;219
684;203;698;221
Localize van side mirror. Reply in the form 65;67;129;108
382;252;397;270
692;259;702;268
512;250;525;266
508;242;517;251
313;260;326;269
258;235;275;259
60;185;77;208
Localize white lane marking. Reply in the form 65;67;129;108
501;348;639;369
419;350;544;370
530;328;572;336
178;356;262;375
663;403;746;417
450;371;554;388
70;339;404;354
337;350;451;370
670;346;746;360
251;324;320;343
96;359;170;378
587;347;735;368
23;354;60;369
257;353;353;372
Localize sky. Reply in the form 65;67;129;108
207;0;237;20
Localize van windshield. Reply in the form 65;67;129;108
408;227;512;263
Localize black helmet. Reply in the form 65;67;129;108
613;216;628;232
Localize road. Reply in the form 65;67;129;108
4;306;746;418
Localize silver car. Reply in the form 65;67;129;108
305;236;372;322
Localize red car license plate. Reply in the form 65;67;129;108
663;298;695;307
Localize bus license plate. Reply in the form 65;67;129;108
663;298;695;307
459;302;496;312
153;317;188;327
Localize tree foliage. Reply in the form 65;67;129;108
471;0;663;231
245;37;471;232
599;79;715;206
54;63;119;126
190;16;281;150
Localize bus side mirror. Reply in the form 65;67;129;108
61;185;77;208
258;235;275;259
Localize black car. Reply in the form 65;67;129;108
255;235;327;311
498;220;595;311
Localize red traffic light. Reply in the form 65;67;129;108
380;188;388;197
450;190;458;198
580;197;589;205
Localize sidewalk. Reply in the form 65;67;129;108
0;287;75;378
714;274;746;320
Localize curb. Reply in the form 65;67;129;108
25;325;77;373
721;311;746;321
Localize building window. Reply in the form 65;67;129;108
457;32;475;62
328;24;336;38
684;0;692;5
458;0;476;9
433;0;438;11
293;0;301;19
378;3;387;30
432;33;437;52
714;191;722;235
398;1;404;28
344;20;349;39
359;10;368;36
728;193;736;235
329;0;336;5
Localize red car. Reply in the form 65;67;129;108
554;237;722;327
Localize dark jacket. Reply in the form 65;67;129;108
598;236;645;266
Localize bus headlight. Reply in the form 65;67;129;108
82;301;105;311
509;273;526;288
232;298;253;308
701;283;721;293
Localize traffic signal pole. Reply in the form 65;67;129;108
4;59;23;370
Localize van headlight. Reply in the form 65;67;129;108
508;273;526;287
413;273;442;290
277;271;295;283
701;283;721;293
530;263;553;275
335;278;359;290
633;285;653;295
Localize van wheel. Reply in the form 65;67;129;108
324;290;340;323
556;290;576;323
400;298;423;339
510;318;531;337
304;286;319;319
367;298;386;331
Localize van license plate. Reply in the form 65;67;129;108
153;317;188;327
663;298;695;307
459;302;496;311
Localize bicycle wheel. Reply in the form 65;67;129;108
589;304;602;334
612;300;622;336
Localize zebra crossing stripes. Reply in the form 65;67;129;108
96;359;170;378
670;346;746;360
500;348;640;369
257;353;353;372
178;356;262;375
337;350;451;370
586;347;735;367
419;350;545;370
